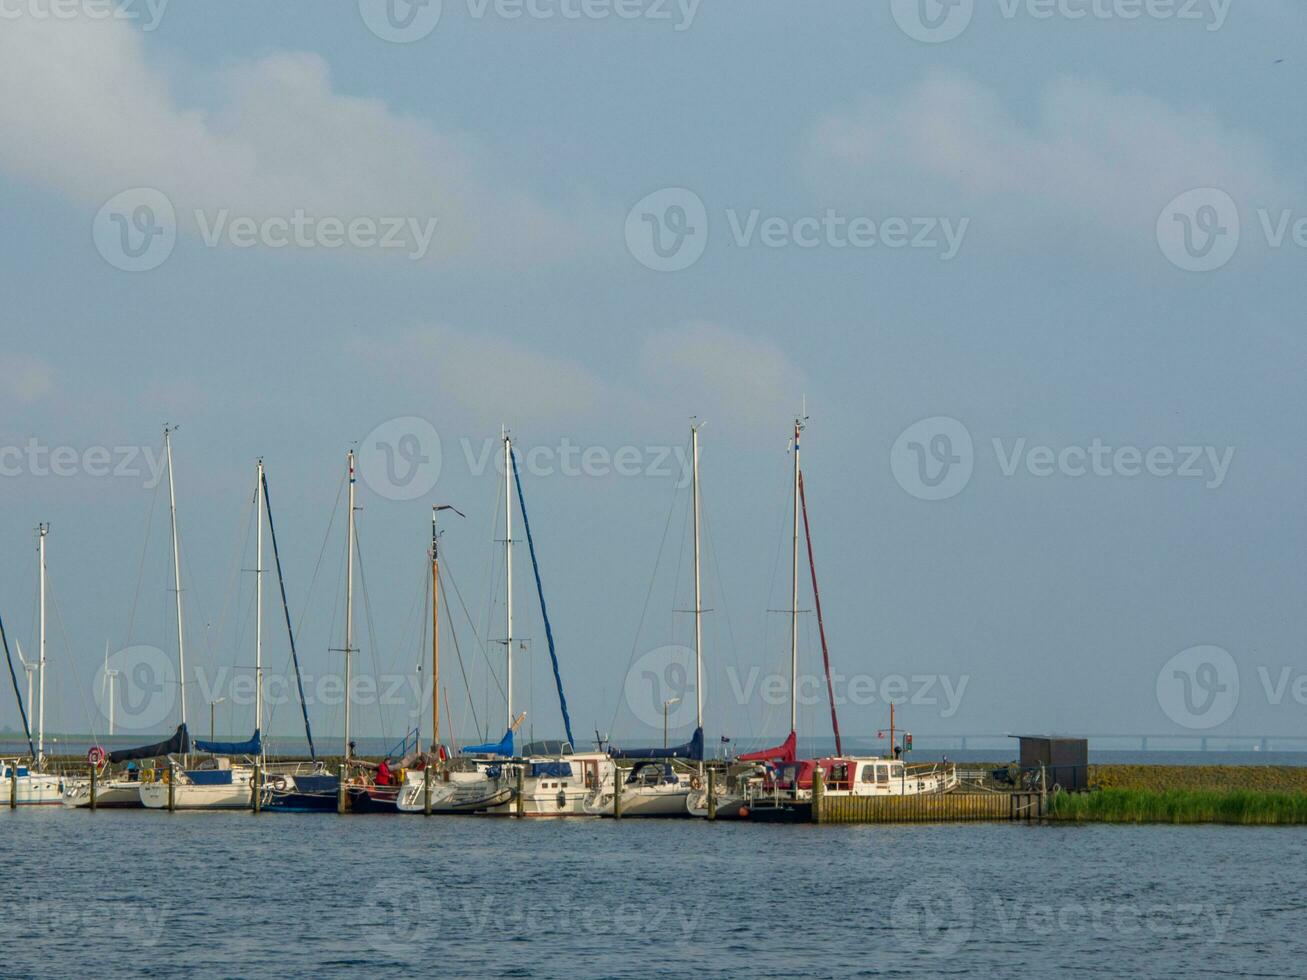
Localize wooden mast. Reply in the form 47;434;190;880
431;507;440;756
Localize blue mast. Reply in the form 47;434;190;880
0;608;36;759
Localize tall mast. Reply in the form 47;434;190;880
164;426;187;731
691;421;703;765
430;507;440;754
503;429;513;734
790;418;802;734
255;459;264;746
344;450;356;763
37;523;47;764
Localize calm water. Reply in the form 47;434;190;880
2;811;1304;979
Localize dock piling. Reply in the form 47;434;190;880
515;765;525;818
89;766;97;811
423;765;432;816
167;763;175;813
9;764;16;808
706;769;716;822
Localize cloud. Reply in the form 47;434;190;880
637;321;807;437
354;320;806;440
805;72;1284;240
0;16;580;262
0;353;56;404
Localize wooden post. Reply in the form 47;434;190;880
1040;763;1047;815
423;765;432;816
613;765;623;820
167;763;176;812
515;765;525;818
252;764;261;813
337;761;347;814
89;765;97;811
9;763;16;808
706;768;716;822
812;766;825;825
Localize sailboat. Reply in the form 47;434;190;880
585;421;707;818
140;457;270;810
396;505;513;815
720;418;957;821
1;524;62;806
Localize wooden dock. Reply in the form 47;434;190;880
815;791;1044;823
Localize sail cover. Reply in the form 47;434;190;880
610;726;703;761
194;729;261;755
736;730;797;764
461;728;514;757
108;724;191;764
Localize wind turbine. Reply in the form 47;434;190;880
102;642;120;736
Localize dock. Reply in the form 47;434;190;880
814;790;1045;824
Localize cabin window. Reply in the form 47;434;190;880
861;765;876;783
876;765;889;785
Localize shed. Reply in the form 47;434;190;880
1010;735;1088;792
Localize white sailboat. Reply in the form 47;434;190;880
2;524;62;806
586;422;707;818
141;457;268;810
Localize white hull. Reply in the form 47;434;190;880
585;783;692;817
62;778;145;808
139;769;254;810
1;771;62;806
396;772;514;813
686;787;749;819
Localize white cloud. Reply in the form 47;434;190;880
805;72;1284;239
0;353;56;403
354;320;806;440
0;17;580;262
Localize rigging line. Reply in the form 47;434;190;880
442;540;504;698
353;516;392;749
0;606;35;758
262;470;315;760
293;468;347;640
438;554;497;743
799;469;842;756
606;433;688;739
123;445;163;646
191;484;256;690
700;492;744;736
47;575;102;745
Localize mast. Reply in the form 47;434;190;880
255;459;264;749
789;418;802;735
431;507;440;755
164;426;187;732
344;450;356;763
691;421;703;772
37;523;48;764
503;429;513;735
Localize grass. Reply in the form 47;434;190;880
1089;765;1307;793
1047;787;1307;825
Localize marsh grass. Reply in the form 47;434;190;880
1048;787;1307;825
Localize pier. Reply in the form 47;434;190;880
815;791;1044;823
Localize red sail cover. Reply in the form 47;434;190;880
736;730;797;764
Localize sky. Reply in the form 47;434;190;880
1;0;1304;755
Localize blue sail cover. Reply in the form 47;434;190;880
461;728;514;757
610;726;704;761
194;729;262;755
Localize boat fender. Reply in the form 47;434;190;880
142;768;155;783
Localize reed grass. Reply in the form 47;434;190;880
1048;787;1307;825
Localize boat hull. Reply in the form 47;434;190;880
61;779;145;808
1;772;62;806
140;777;253;810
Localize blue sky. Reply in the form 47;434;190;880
1;0;1304;753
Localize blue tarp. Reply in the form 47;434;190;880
461;728;514;757
610;726;704;761
185;769;235;786
194;729;261;755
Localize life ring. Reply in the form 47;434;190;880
690;775;703;791
270;775;288;792
87;746;106;767
142;768;155;783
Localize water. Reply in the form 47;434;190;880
3;810;1304;979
